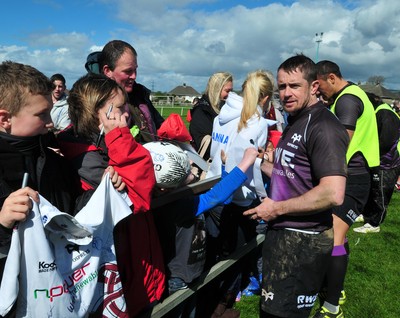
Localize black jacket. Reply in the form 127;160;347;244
128;83;165;143
189;96;218;160
0;132;81;281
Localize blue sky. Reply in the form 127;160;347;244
1;0;399;93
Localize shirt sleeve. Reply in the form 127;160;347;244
335;94;363;131
105;127;156;213
308;110;349;179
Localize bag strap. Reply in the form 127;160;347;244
198;135;211;158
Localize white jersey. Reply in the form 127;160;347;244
0;175;130;317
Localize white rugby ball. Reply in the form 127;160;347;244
143;141;191;188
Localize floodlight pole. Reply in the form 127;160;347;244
315;32;324;62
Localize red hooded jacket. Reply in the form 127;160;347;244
58;126;165;317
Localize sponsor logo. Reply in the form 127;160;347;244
65;244;91;262
42;215;48;224
261;289;274;302
38;261;57;273
297;294;317;309
92;263;128;316
34;262;94;303
72;249;90;263
291;133;302;143
347;209;358;222
273;147;296;179
275;148;295;169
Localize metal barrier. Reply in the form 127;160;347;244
140;176;265;317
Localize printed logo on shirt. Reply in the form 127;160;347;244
93;262;128;316
291;133;302;143
261;289;274;302
212;132;229;145
65;244;91;263
346;209;358;222
297;294;317;309
274;147;295;169
38;261;57;273
34;262;94;303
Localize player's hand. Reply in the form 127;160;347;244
243;197;279;222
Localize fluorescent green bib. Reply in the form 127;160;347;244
331;85;379;167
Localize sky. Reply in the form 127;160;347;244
1;0;400;94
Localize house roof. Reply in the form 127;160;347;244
359;84;399;99
169;84;200;96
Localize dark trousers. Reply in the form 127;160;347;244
363;166;400;227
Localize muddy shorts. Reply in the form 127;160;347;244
260;227;333;318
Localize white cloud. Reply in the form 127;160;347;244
1;0;400;92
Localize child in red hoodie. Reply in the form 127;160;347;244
58;73;165;317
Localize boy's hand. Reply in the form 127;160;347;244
0;187;39;229
103;166;126;192
237;147;259;172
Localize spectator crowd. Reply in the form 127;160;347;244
0;39;399;318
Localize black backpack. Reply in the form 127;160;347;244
84;51;102;74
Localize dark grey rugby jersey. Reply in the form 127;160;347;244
269;102;349;230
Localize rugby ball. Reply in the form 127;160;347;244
143;141;191;188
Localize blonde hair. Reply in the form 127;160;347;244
238;70;274;132
205;72;233;114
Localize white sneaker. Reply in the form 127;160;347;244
353;223;380;233
354;214;364;223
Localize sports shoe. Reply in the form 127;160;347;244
354;214;364;223
395;182;400;191
339;290;346;305
168;277;188;295
241;275;261;297
313;306;344;318
353;223;380;233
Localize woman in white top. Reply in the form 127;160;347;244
201;70;276;317
207;70;276;207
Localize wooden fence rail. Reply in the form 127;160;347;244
139;176;265;317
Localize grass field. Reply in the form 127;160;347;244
235;191;400;318
155;105;191;121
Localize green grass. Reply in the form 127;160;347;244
155;105;191;130
235;191;400;317
155;106;191;120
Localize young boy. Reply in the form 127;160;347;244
0;61;81;286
